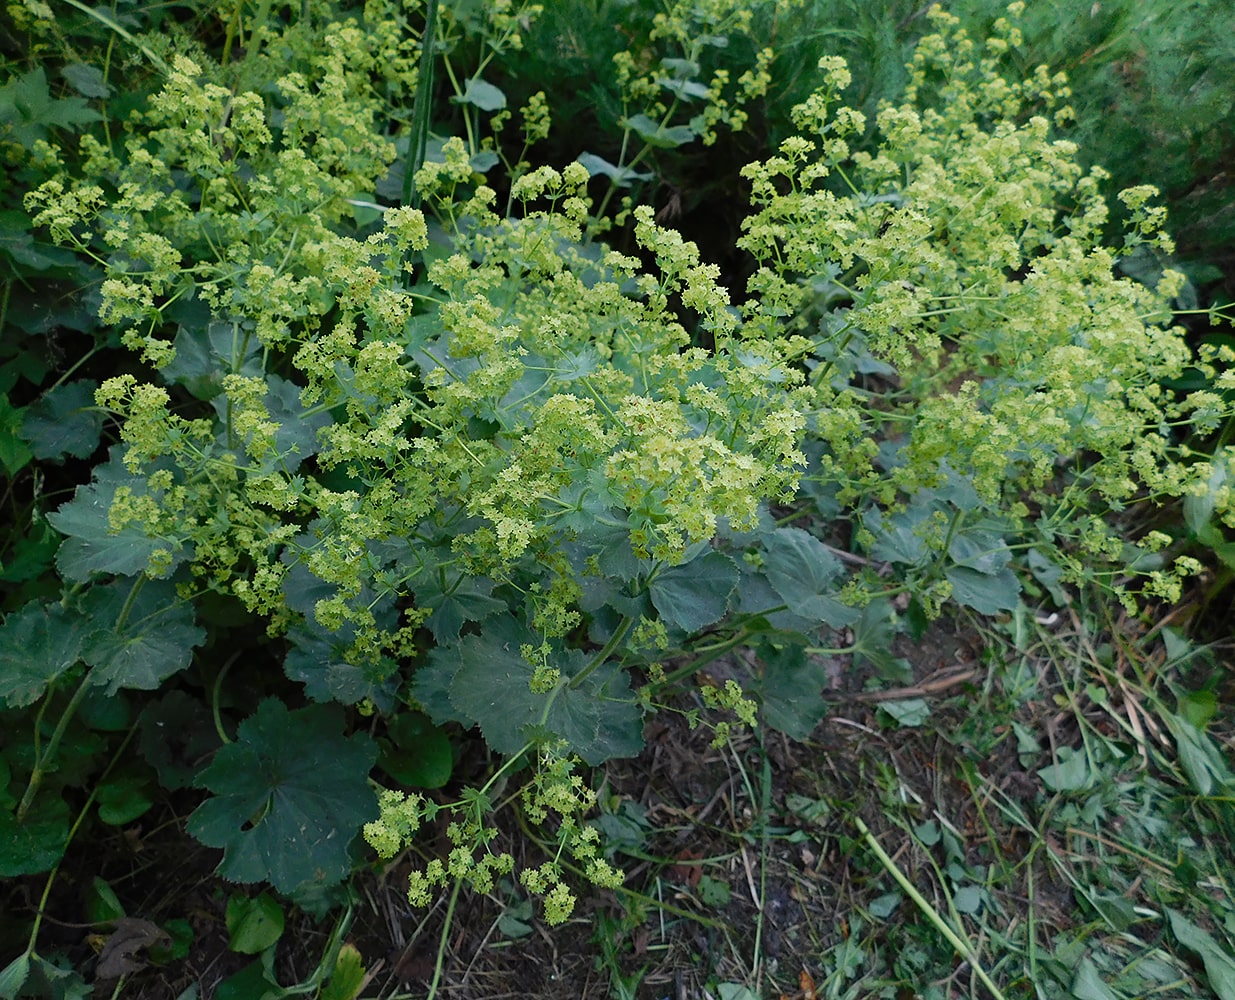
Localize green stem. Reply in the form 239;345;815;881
404;0;440;211
210;652;242;745
18;576;145;821
26;722;138;956
853;815;1010;1000
425;876;463;1000
567;615;635;691
58;0;168;74
16;676;91;823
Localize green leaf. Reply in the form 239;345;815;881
879;698;931;727
1168;909;1235;1000
945;565;1020;614
48;450;191;582
1164;712;1234;796
187;700;378;893
85;876;126;924
1072;956;1128;1000
214;960;283;1000
849;598;910;682
649;550;738;633
575;152;652;188
0;794;70;876
622;113;695;149
414;572;506;641
424;618;643;764
320;943;366;1000
455;78;506;111
1038;747;1091;792
762;527;858;627
283;624;398;711
138;690;219;791
62;63;111;98
0;393;33;475
0;953;31;998
19;380;104;461
97;774;155;825
0;67;101;148
80;581;206;695
0;601;86;708
226;892;285;954
758;642;827;740
378;712;452;789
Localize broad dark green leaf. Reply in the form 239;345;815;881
0;601;86;707
0;795;70;876
762;527;858;627
19;379;104;461
0;66;101;148
283;625;399;711
455;78;506;111
80;581;205;694
433;618;643;764
378;712;453;788
623;113;695;149
225;893;285;954
649;550;738;633
944;565;1020;614
1071;957;1126;1000
758;642;827;740
188;700;378;893
575;152;652;188
414;572;506;641
138;690;220;791
62;63;111;98
48;450;191;581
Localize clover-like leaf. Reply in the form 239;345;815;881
187;700;378;893
19;379;104;461
649;550;738;633
80;580;205;694
0;601;86;707
762;527;858;627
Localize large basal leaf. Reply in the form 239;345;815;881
413;571;507;641
762;527;858;628
0;601;86;707
283;624;398;711
757;642;827;740
187;700;378;894
79;580;206;694
423;617;644;764
649;550;738;633
47;449;190;582
944;565;1020;614
18;379;104;461
0;794;70;876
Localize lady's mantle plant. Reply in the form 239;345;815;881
5;0;1234;931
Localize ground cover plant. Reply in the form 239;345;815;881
1;0;1234;997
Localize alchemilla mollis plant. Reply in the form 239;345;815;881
3;0;1233;959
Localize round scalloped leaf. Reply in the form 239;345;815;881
80;580;206;695
47;449;190;582
187;700;378;894
648;550;739;633
18;379;105;461
0;601;86;708
442;618;643;765
0;794;70;876
761;527;858;628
